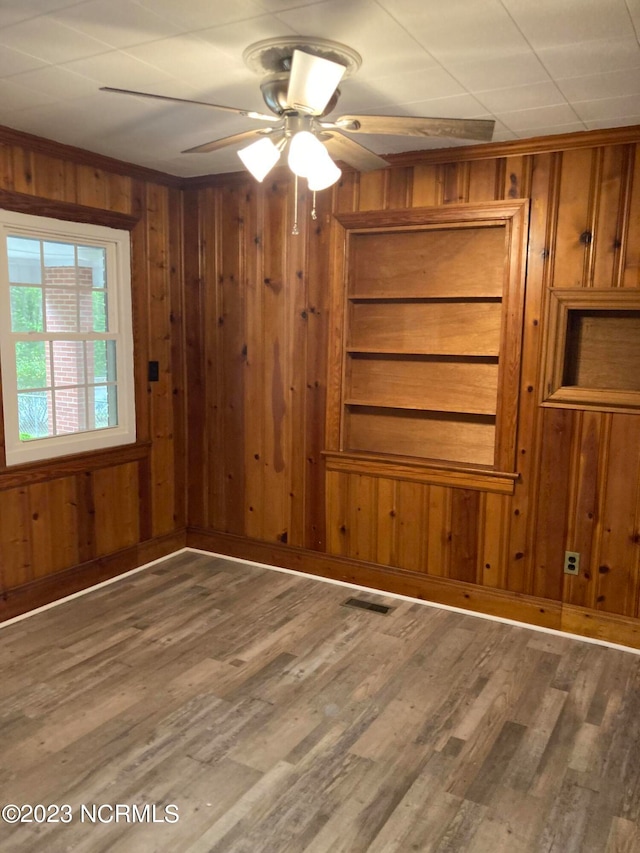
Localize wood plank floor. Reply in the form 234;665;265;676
1;551;640;852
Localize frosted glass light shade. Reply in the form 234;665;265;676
287;131;327;177
307;154;341;190
238;137;281;182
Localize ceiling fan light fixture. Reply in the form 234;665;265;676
307;154;341;191
238;136;282;182
287;130;327;178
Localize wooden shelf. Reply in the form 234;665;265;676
326;200;529;478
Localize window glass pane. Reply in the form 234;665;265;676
18;390;52;439
78;245;106;288
43;240;75;270
52;340;85;387
87;340;116;383
10;285;43;332
93;384;118;429
16;341;49;390
7;236;41;284
45;287;78;332
54;386;88;435
88;289;108;332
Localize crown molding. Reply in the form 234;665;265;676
0;124;182;188
383;124;640;166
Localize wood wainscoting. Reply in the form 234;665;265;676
185;125;640;651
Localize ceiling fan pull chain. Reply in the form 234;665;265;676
311;190;318;221
292;173;300;236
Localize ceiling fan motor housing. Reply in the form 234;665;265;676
260;72;341;117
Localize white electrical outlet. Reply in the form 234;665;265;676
564;551;580;575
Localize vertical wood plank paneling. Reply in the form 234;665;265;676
146;183;176;537
348;474;378;563
183;188;206;529
93;463;140;557
303;187;333;551
244;182;265;541
623;144;640;288
552;148;594;287
168;185;186;531
411;163;441;207
594;415;640;616
28;477;79;579
76;165;109;208
287;185;309;548
563;411;603;609
75;471;96;564
11;146;35;194
532;409;574;601
33;152;75;201
261;179;290;542
375;477;397;567
384;166;412;209
358;171;387;211
218;183;247;536
395;481;428;572
426;486;452;577
449;488;480;583
507;153;551;594
468;159;499;202
326;470;350;557
592;145;624;288
0;488;31;589
480;493;511;589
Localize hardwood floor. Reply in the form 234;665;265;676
1;550;640;852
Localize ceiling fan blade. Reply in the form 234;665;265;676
322;131;388;172
330;114;495;142
286;49;346;115
100;87;275;122
182;128;279;155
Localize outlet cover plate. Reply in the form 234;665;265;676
564;551;580;575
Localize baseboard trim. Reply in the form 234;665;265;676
0;530;187;623
187;529;640;653
186;528;562;628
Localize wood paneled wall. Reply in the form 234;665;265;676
0;136;186;618
186;129;640;646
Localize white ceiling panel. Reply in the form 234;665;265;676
51;0;182;49
500;0;633;47
0;0;634;177
535;37;640;78
0;16;112;63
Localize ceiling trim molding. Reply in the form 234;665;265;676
383;125;640;166
0;124;182;188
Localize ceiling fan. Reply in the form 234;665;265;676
102;37;494;229
102;36;494;176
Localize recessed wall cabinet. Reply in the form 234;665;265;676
543;288;640;414
325;201;529;495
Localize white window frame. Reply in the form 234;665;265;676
0;209;136;466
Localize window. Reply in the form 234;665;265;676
0;210;135;466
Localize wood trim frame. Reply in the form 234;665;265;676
325;200;530;486
0;188;139;230
542;288;640;413
0;188;147;473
